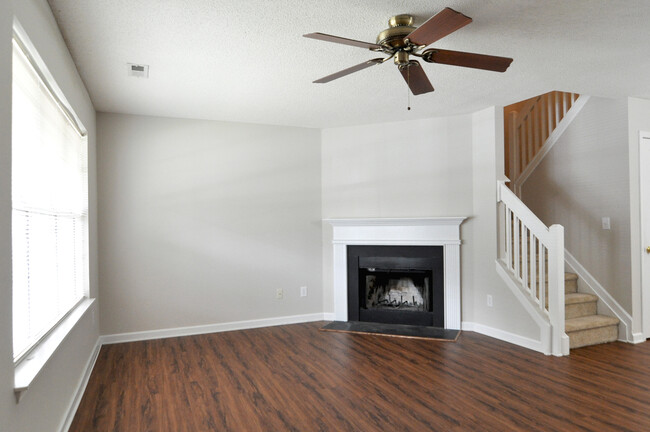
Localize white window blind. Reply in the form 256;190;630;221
11;37;89;362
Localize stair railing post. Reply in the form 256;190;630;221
548;224;565;356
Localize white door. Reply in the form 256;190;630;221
640;131;650;338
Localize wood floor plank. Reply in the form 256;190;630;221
70;323;650;431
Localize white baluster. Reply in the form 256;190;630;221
548;224;565;356
506;208;512;270
540;243;546;313
530;234;537;303
514;216;520;277
521;225;528;290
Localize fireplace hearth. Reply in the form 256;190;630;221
348;245;444;327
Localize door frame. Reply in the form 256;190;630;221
639;131;650;338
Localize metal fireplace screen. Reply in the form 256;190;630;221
363;269;431;312
347;246;444;327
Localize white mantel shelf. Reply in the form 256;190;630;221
325;217;467;226
326;217;467;330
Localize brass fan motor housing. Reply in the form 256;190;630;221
376;14;416;50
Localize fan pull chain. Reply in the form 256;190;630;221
407;65;411;111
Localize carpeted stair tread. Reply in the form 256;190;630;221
535;272;578;283
564;292;598;319
543;293;596;307
565;315;619;332
565;293;598;305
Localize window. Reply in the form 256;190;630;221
11;36;89;362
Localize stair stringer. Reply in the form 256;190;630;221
514;95;591;197
495;259;553;355
564;249;636;342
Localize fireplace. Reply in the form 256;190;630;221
348;245;444;327
326;217;465;330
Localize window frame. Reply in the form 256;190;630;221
11;23;94;402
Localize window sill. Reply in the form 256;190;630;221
14;298;95;403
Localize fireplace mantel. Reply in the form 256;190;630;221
326;217;466;329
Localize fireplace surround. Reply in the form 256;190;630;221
326;217;466;329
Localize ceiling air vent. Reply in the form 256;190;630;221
127;63;149;78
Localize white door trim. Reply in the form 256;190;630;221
639;131;650;339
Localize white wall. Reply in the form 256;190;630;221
97;113;322;335
321;112;540;341
627;97;650;336
522;97;631;312
321;115;474;315
0;1;98;431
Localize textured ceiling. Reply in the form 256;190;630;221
47;0;650;128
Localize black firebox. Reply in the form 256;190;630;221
347;245;444;327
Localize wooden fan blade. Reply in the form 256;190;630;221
406;7;472;47
303;32;382;51
422;48;513;72
399;61;434;95
314;58;385;84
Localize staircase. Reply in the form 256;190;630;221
497;91;620;355
497;180;620;355
564;272;619;348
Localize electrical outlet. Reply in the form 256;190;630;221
275;288;283;300
602;217;611;230
487;295;493;307
300;286;307;297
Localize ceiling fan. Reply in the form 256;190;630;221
304;7;513;96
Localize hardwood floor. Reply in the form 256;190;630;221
70;322;650;432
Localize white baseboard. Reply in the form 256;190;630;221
100;313;330;345
564;249;633;342
59;337;102;432
561;334;571;356
323;312;336;321
462;321;549;355
632;332;646;344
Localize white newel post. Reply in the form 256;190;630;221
326;217;466;329
548;224;566;356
